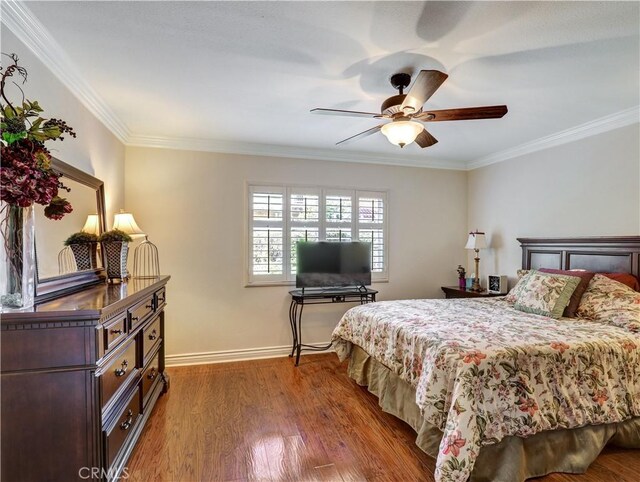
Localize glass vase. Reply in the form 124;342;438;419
0;204;36;310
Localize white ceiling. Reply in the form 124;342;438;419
11;1;640;168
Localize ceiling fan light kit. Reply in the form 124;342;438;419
312;69;508;150
380;120;424;148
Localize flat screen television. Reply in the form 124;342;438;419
296;241;371;288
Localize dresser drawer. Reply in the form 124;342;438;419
1;326;91;371
142;316;161;363
100;338;137;411
155;286;167;310
142;352;160;406
129;295;155;331
103;314;127;354
104;387;141;470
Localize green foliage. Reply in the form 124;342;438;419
99;229;132;243
1;55;76;147
2;130;26;144
0;100;75;145
64;231;98;246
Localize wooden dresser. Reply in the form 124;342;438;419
1;276;170;481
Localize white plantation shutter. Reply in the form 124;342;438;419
252;191;283;221
326;228;352;242
290;193;319;222
358;197;384;224
358;228;384;272
252;227;283;275
325;190;355;244
290;189;320;275
325;194;352;223
249;187;285;282
358;192;387;275
248;185;388;284
290;227;319;274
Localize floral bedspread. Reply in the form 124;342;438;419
331;298;640;482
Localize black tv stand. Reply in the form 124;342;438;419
288;286;378;366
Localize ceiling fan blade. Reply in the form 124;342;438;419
335;125;384;146
415;129;438;148
400;70;448;113
416;105;508;122
311;108;385;118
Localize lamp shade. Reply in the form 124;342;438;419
81;214;100;236
381;120;424;148
113;210;145;238
465;231;487;250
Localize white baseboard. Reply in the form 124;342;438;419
165;342;334;367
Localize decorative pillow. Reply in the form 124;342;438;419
601;273;640;291
505;270;532;303
538;269;595;318
576;274;640;333
512;271;581;319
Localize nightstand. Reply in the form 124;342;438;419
441;286;504;299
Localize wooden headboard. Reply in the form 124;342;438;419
518;237;640;277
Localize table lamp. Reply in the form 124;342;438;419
465;230;487;292
81;214;101;236
113;211;145;238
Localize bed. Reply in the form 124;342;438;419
331;237;640;482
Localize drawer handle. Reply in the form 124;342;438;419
158;294;166;304
148;329;158;341
120;409;133;431
110;328;123;335
131;316;139;322
145;302;154;310
114;360;129;377
147;368;157;381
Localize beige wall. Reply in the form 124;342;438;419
467;123;640;285
125;147;468;358
2;29;126;219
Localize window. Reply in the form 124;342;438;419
248;185;388;285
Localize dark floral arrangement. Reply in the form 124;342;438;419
1;53;75;220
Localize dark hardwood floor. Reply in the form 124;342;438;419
127;354;638;481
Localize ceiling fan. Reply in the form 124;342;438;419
311;70;508;149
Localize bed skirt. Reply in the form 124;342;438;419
347;344;640;482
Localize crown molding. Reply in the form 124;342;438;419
467;106;640;170
1;0;130;143
127;134;466;170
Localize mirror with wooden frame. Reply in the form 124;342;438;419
35;157;106;302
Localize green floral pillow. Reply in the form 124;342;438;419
504;270;531;303
576;274;640;333
512;271;581;319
